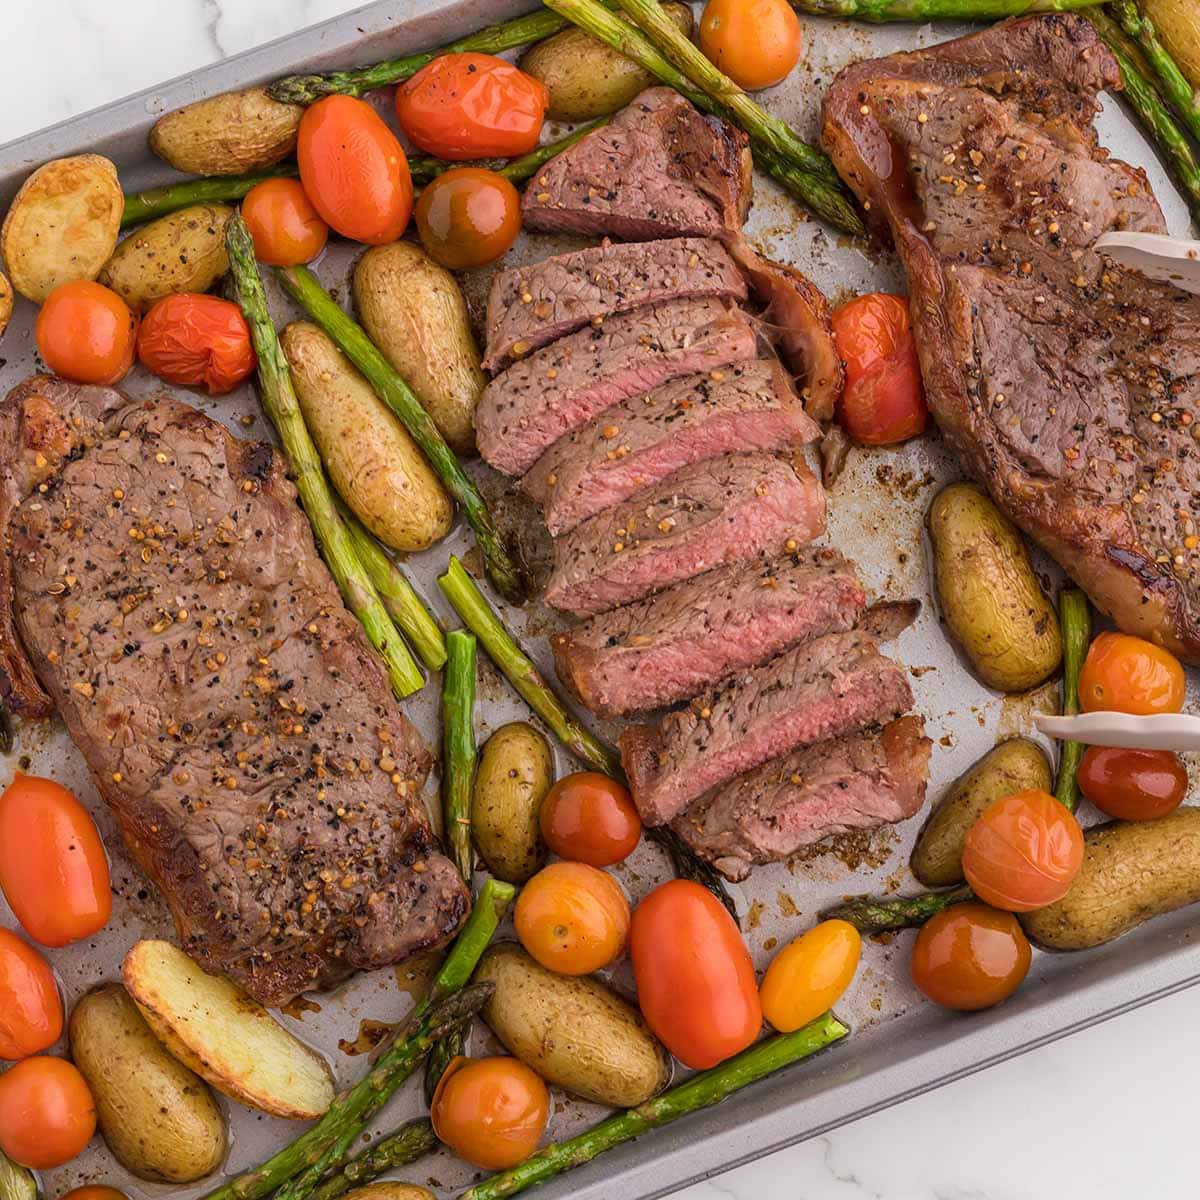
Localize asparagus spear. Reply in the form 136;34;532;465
122;167;297;228
460;1012;850;1200
225;216;424;700
276;265;525;602
308;1121;439;1200
822;884;975;933
443;630;478;882
1054;589;1092;812
787;0;1099;16
1109;0;1200;145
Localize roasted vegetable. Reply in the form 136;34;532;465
443;630;479;883
309;1123;438;1200
342;1187;435;1200
472;723;553;884
0;1146;37;1200
1124;0;1200;94
0;272;11;341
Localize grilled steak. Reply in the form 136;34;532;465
0;376;469;1005
673;716;931;880
543;452;825;617
823;14;1200;661
551;547;865;717
476;298;757;476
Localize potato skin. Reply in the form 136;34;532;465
912;738;1052;887
928;483;1062;692
0;271;11;339
477;942;670;1107
98;203;234;313
282;322;453;552
343;1187;435;1200
353;243;484;454
150;87;303;176
472;723;553;884
68;984;226;1183
1141;0;1200;88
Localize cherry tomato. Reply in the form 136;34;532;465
514;862;629;975
911;902;1031;1011
35;281;136;386
297;95;413;244
0;1056;96;1169
60;1188;129;1200
430;1055;549;1170
1078;632;1186;716
1078;746;1188;821
0;774;111;948
961;788;1084;913
539;772;642;867
830;293;928;445
0;929;62;1060
396;54;548;160
136;293;256;395
759;919;860;1033
630;879;761;1069
414;167;521;270
241;177;329;266
699;0;803;91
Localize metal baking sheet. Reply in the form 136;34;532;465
0;3;1196;1198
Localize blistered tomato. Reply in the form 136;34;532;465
760;920;861;1033
1078;632;1186;716
0;1055;96;1168
137;293;256;395
0;929;63;1060
911;902;1031;1011
514;862;629;975
539;772;642;867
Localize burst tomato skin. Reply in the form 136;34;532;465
35;281;136;386
0;1055;96;1169
539;772;642;867
414;167;521;270
241;177;329;266
631;879;761;1069
514;861;629;975
911;902;1031;1011
699;0;803;91
137;293;256;395
1078;632;1186;716
1078;746;1188;821
396;54;548;160
760;920;860;1033
0;929;63;1060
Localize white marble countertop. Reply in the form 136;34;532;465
3;1;1197;1196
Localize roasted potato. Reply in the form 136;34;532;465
69;983;226;1182
1142;0;1200;88
98;203;234;313
1;154;122;302
912;738;1052;887
150;87;303;176
477;943;670;1107
353;242;484;453
343;1187;435;1200
0;271;11;340
1021;808;1200;951
472;722;553;884
520;2;694;121
122;938;334;1121
928;483;1062;692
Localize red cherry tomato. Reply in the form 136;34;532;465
0;929;63;1060
0;774;111;948
0;1056;96;1169
136;293;256;395
241;177;329;266
414;167;521;270
911;902;1031;1011
539;772;642;867
699;0;803;91
1078;746;1188;821
830;293;928;445
630;879;761;1069
396;54;548;160
35;281;136;386
1078;632;1186;716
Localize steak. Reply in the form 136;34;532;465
543;452;826;617
823;14;1200;662
673;716;931;880
0;376;469;1005
483;237;747;371
551;547;866;717
620;627;914;825
523;360;819;535
475;298;757;476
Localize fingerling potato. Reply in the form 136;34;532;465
1141;0;1200;88
472;722;553;884
344;1187;435;1200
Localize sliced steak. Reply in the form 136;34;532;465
822;14;1200;662
620;628;914;825
551;547;865;717
543;452;825;617
0;376;469;1005
673;716;931;880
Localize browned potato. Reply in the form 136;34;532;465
343;1187;435;1200
472;722;553;883
1142;0;1200;87
0;271;11;340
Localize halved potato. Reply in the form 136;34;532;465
122;939;335;1120
0;271;12;340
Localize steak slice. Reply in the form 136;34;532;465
551;547;865;717
543;452;826;617
620;628;914;825
483;237;747;371
476;298;757;476
822;14;1200;662
0;376;469;1005
673;716;931;880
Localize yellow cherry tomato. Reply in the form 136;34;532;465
759;919;861;1032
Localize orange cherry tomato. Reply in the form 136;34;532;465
414;167;521;270
241;177;329;266
513;862;629;975
539;772;642;867
297;95;413;244
396;54;548;160
1078;632;1186;716
0;1056;96;1169
35;281;136;386
961;788;1084;913
830;293;928;445
759;919;860;1033
699;0;803;91
60;1188;129;1200
1078;746;1188;821
136;293;256;395
630;879;761;1069
911;902;1031;1011
430;1055;549;1170
0;929;62;1060
0;774;111;948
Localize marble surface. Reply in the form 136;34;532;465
3;1;1198;1197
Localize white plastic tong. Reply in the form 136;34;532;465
1094;230;1200;296
1034;712;1200;752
